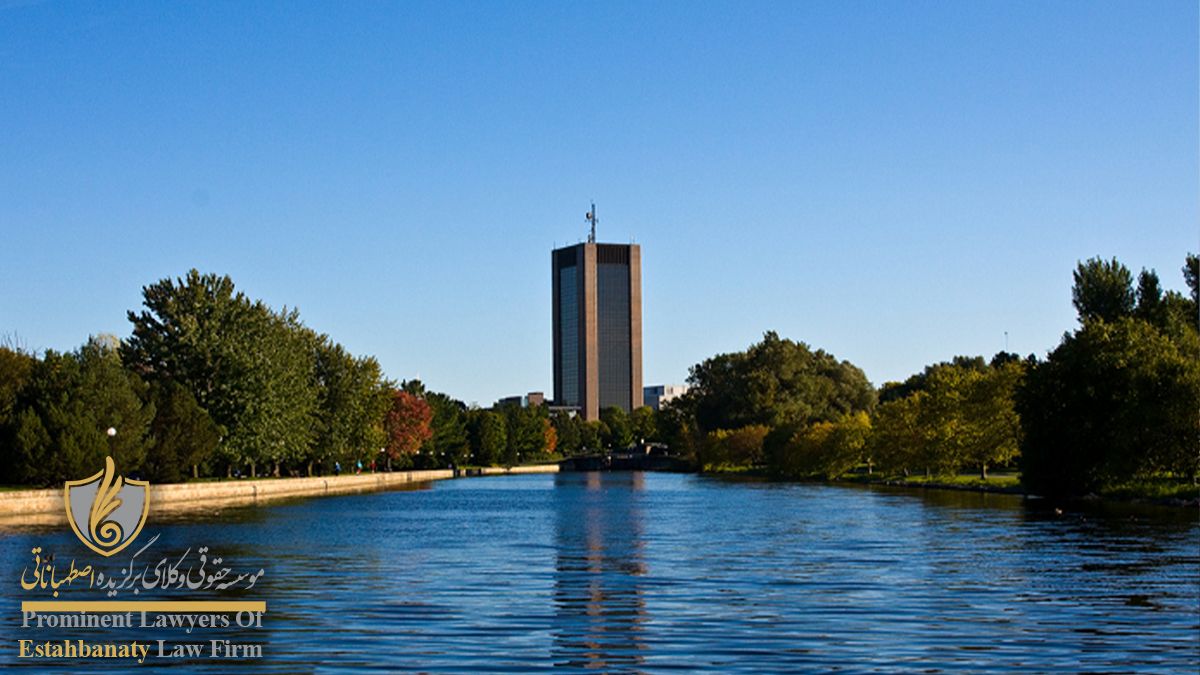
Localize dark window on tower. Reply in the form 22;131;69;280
558;264;579;406
596;262;631;410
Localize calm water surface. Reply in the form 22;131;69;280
2;472;1197;673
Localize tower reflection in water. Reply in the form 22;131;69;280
552;471;649;673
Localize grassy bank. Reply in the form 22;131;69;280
697;465;1198;506
840;471;1022;492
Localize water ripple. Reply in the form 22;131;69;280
1;473;1196;674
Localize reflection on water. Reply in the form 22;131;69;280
552;472;647;673
0;473;1196;674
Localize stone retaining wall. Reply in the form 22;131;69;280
0;464;560;526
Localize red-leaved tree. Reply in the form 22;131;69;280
384;390;433;470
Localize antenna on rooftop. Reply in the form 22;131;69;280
586;202;598;243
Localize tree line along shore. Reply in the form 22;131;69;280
1;255;1196;501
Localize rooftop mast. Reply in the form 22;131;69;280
586;203;598;243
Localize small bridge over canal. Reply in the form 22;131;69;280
559;445;688;472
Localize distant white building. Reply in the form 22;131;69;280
643;384;690;411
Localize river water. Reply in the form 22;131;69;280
2;472;1197;673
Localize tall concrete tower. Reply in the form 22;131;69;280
552;240;643;421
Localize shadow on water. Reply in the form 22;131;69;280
552;471;648;674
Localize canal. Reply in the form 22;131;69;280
2;471;1197;673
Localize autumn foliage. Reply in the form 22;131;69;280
385;390;433;463
542;418;557;456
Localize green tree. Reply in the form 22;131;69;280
687;331;876;432
3;337;154;485
144;381;222;483
124;270;319;477
550;410;581;455
879;356;989;404
500;403;547;465
628;406;657;444
654;401;699;461
867;393;925;476
0;342;35;434
780;412;872;479
1018;317;1199;494
698;425;769;470
423;390;470;468
1184;253;1199;308
871;356;1023;479
780;421;837;476
599;406;633;449
960;360;1023;479
579;419;602;453
467;409;507;466
1134;269;1164;323
725;424;770;466
697;430;730;470
915;366;976;476
1072;256;1135;324
312;341;391;474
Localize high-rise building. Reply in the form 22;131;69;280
552;241;642;420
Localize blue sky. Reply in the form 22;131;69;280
2;1;1196;407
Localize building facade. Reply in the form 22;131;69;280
643;384;690;411
552;242;643;420
495;392;546;409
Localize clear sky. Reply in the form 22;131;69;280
2;1;1196;407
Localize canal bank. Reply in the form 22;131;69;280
696;468;1199;509
0;464;560;527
